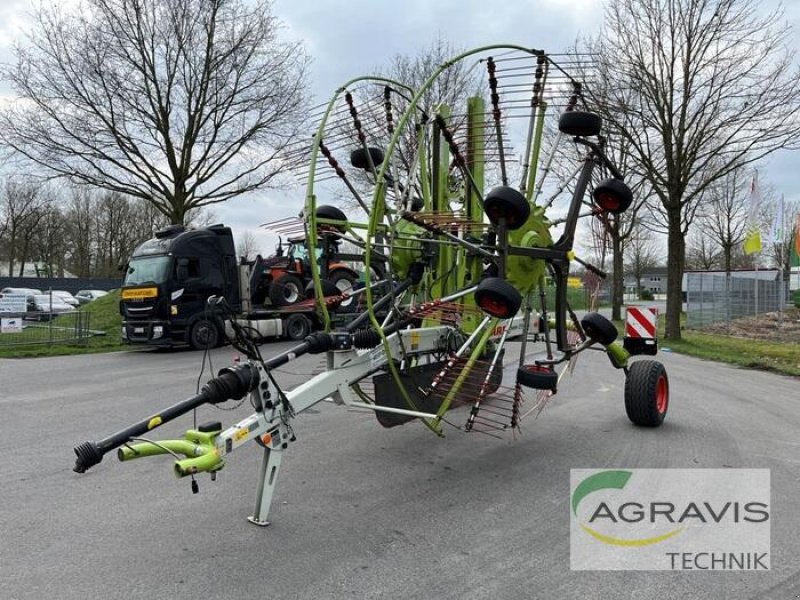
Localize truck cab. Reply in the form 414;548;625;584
120;224;239;348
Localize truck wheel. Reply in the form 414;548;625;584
330;270;358;312
283;313;311;341
269;274;303;306
189;318;220;350
624;360;669;427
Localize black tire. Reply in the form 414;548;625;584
558;110;602;137
283;313;311;341
624;360;669;427
581;312;618;345
483;186;531;230
474;277;522;318
517;365;558;391
304;278;341;299
315;205;348;235
330;270;358;312
593;178;633;214
269;274;304;306
189;318;220;350
350;146;385;170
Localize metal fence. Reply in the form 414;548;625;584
0;311;92;347
686;273;791;329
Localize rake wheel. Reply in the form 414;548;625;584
298;46;602;436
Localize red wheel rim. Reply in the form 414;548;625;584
655;374;668;414
478;295;510;318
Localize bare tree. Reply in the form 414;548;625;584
236;230;262;261
29;203;67;277
685;227;721;271
587;0;800;339
625;224;661;298
1;0;309;225
0;178;47;276
379;37;486;187
697;166;750;274
63;187;96;277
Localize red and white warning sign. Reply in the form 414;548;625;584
625;306;657;339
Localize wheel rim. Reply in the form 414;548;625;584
283;282;300;304
196;322;215;346
655;374;668;414
288;319;304;338
335;278;354;306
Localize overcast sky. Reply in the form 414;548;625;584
0;0;798;257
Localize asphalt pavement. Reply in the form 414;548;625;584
1;340;798;599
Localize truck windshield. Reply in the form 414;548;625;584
124;256;171;286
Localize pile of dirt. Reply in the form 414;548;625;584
699;307;800;342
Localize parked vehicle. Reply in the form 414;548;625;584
75;290;109;305
51;290;80;307
26;294;75;321
2;287;42;296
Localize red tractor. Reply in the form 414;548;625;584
250;235;359;309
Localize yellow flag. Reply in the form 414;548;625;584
743;227;762;255
743;171;762;255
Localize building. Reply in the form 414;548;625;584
623;267;668;296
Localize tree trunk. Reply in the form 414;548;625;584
664;209;685;340
612;232;624;321
723;243;732;275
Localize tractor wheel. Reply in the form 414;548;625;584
283;313;311;341
474;277;523;319
517;364;558;391
558;111;602;137
593;178;633;214
304;278;341;299
269;274;303;306
483;185;530;231
581;312;618;346
330;270;358;312
624;360;669;427
189;318;220;350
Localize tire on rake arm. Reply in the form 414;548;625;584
624;360;669;427
483;185;531;231
475;277;523;319
517;364;558;391
593;178;633;215
581;312;618;346
558;110;602;137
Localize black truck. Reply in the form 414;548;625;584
120;224;332;349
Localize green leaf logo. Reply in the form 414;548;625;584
572;470;683;547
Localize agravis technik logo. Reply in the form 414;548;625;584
570;469;771;571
